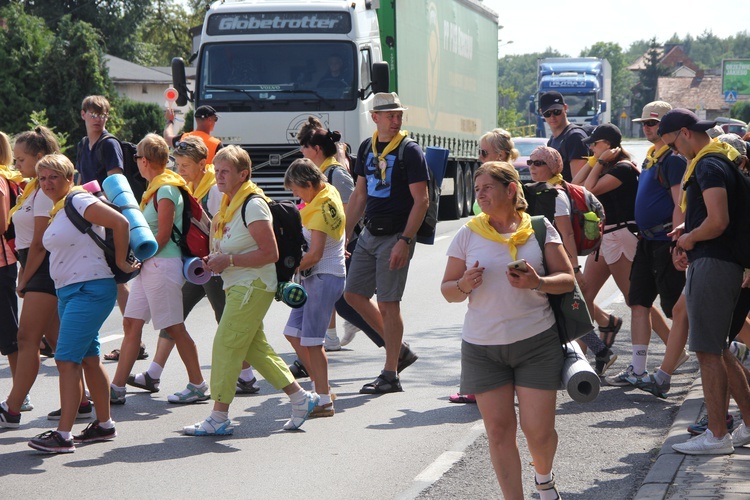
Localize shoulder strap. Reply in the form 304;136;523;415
530;215;547;272
93;132;116;165
64;192;113;257
242;194;265;227
397;137;414;171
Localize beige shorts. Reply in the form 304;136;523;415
600;227;637;265
124;257;185;330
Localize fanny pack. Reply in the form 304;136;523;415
365;216;405;236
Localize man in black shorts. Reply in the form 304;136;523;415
541;91;589;181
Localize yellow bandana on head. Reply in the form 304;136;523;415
213;180;270;239
300;184;345;240
547;174;563;185
48;186;86;223
188;164;216;201
319;156;343;179
680;140;740;213
140;169;189;210
466;211;534;261
8;177;39;224
372;130;409;181
643;145;670;170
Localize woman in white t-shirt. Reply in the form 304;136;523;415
440;161;574;500
0;126;60;428
26;153;136;453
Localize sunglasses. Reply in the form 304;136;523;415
175;141;193;151
527;160;547;167
666;130;682;152
479;148;490;157
642;120;659;127
133;154;144;162
542;109;563;118
87;112;109;120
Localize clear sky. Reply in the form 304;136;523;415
480;0;749;57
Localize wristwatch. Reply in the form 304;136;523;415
397;235;413;245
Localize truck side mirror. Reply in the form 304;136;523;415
599;101;607;113
171;57;190;106
372;62;390;94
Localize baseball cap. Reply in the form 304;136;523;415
657;109;716;136
371;92;408;112
539;92;565;113
194;105;218;119
582;123;622;148
717;133;748;156
632;101;672;122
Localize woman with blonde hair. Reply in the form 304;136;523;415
441;160;572;498
478;128;520;164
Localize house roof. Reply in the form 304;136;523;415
628;45;701;76
656;76;730;112
105;55;196;84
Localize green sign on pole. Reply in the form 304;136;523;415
722;59;750;96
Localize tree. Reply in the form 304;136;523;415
135;0;192;66
497;49;564;124
580;41;635;118
497;86;522;129
731;102;750;124
632;38;668;117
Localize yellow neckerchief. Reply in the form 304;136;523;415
643;145;670;170
140;169;188;210
214;180;270;239
0;165;24;185
300;184;345;240
188;164;215;201
319;156;343;178
372;130;409;181
48;186;86;223
8;177;39;223
466;210;533;261
680;140;740;212
546;174;564;185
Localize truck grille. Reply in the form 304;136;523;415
243;145;303;200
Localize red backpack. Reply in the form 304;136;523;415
154;186;210;258
557;182;605;256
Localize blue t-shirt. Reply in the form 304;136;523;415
354;137;429;224
634;152;686;240
77;131;124;185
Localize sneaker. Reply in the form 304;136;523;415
340;321;359;346
675;349;691;370
20;395;34;412
110;386;126;405
283;391;319;430
48;401;94;421
672;428;734;455
0;402;21;428
73;420;117;443
594;349;617;376
184;416;234;436
324;331;341;352
605;365;647;387
167;382;210;404
28;431;75;453
732;421;750;447
631;372;670;399
309;402;335;418
288;360;309;379
688;414;735;436
236;377;260;394
397;343;419;373
127;372;160;393
732;341;748;363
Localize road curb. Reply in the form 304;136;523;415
633;376;704;500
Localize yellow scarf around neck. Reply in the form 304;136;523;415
466;211;534;260
300;184;345;240
8;177;38;224
547;174;564;185
643;145;670;170
319;156;343;178
213;180;269;239
189;164;215;201
48;186;86;223
680;141;740;212
372;130;409;181
140;169;188;210
0;165;24;185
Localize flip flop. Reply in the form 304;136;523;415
449;393;477;404
103;344;149;361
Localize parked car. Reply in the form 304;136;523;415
512;137;548;182
715;117;748;136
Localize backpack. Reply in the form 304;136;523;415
78;133;148;203
362;136;440;244
64;191;140;284
154;186;211;258
2;177;22;260
242;195;306;283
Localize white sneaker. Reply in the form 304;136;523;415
324;331;341;352
672;428;734;455
732;421;750;447
283;391;319;430
340;321;359;346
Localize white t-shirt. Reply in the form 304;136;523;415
206;184;221;219
554;189;571;217
13;187;53;250
446;217;561;346
43;192;113;289
302;226;345;277
217;196;277;291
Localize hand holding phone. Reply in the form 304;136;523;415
507;259;528;274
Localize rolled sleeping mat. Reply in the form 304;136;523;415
183;257;211;285
102;174;158;262
81;180;102;194
276;281;308;308
561;341;600;403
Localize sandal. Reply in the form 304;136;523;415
449;393;477;404
535;473;560;499
359;374;403;395
39;337;54;358
103;343;150;361
598;314;623;349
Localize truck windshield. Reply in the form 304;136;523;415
563;94;597;118
198;41;357;111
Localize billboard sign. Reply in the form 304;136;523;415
722;59;750;96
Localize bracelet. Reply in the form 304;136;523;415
456;280;471;295
229;254;234;267
166;120;174;126
533;277;544;290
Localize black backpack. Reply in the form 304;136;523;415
362;136;439;244
78;133;148;203
64;191;139;284
242;194;306;283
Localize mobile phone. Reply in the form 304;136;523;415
507;259;528;273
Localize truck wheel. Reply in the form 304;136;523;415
439;162;464;220
463;165;474;217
